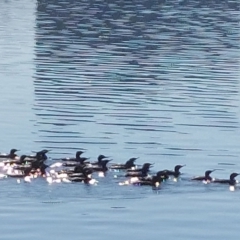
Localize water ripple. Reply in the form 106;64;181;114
33;1;239;162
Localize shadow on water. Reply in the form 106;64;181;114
34;0;239;163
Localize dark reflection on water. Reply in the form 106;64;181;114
34;0;239;165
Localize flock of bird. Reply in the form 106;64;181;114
0;148;239;191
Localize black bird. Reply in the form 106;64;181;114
192;170;215;183
62;157;90;167
19;161;49;177
61;151;85;162
110;157;138;170
0;149;19;159
126;163;153;173
213;173;239;191
37;149;49;161
89;160;112;172
119;174;162;188
13;154;48;175
30;152;47;169
12;155;32;170
26;149;50;161
162;165;186;178
56;164;84;175
133;175;162;187
78;157;90;164
136;171;169;185
18;155;28;164
3;155;27;165
156;171;170;181
68;167;93;178
125;163;153;177
68;168;97;184
91;154;109;166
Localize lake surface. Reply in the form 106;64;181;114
0;0;239;239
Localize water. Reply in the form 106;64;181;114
0;0;240;239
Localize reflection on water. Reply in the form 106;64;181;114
0;0;36;150
34;0;239;165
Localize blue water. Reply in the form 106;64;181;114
0;0;240;239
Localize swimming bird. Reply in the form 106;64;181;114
61;150;87;162
125;163;153;178
89;159;112;172
126;163;152;173
132;171;169;185
192;170;215;184
7;155;28;165
162;165;185;178
134;175;162;188
68;168;98;184
68;169;92;180
119;174;162;188
26;149;50;161
61;156;90;167
213;173;239;191
37;149;50;161
0;149;20;159
110;157;138;170
90;154;109;166
156;171;170;182
10;153;49;178
55;165;93;179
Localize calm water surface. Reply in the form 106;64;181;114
0;0;239;239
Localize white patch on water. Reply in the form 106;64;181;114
50;162;63;168
54;179;61;183
203;180;211;184
62;178;71;183
89;179;98;185
0;173;7;178
130;177;139;183
119;180;130;186
98;172;105;177
24;176;31;183
50;169;56;174
46;177;53;184
56;173;68;179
